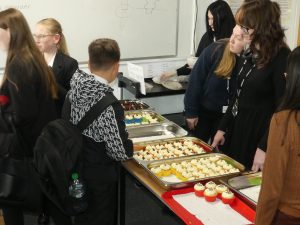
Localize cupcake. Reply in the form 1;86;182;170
222;190;235;204
194;183;205;197
215;184;228;197
205;181;216;189
204;188;218;202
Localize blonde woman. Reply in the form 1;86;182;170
184;25;246;143
34;18;78;114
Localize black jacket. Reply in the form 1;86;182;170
52;51;78;114
184;41;238;117
0;56;57;157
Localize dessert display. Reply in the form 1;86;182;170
133;140;206;162
125;111;163;126
148;155;241;182
194;183;205;197
221;190;235;204
120;100;149;111
204;188;218;202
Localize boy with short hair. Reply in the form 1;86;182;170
70;38;133;225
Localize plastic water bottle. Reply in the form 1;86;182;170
69;173;88;213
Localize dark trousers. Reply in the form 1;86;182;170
271;210;300;225
190;107;223;143
75;180;117;225
2;198;72;225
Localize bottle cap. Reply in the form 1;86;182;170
72;173;79;180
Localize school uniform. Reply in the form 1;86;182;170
69;70;133;225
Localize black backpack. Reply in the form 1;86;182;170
33;92;118;215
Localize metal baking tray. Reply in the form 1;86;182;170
119;99;150;111
128;122;188;143
219;172;262;206
125;109;166;127
142;153;245;189
133;137;212;165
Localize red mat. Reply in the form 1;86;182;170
161;187;255;225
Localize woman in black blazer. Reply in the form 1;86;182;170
34;18;78;114
0;8;72;225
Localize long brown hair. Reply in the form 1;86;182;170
37;18;69;55
0;8;57;98
235;0;288;68
214;39;236;78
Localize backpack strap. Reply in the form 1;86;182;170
62;92;118;132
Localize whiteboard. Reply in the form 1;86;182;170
0;0;179;68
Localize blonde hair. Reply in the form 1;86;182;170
214;40;236;78
37;18;69;55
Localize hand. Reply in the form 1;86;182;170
251;148;266;172
186;117;198;130
211;130;225;148
160;71;177;82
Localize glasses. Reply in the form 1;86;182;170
33;34;55;40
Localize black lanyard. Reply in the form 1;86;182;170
232;59;255;116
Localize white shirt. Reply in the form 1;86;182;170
92;73;108;85
47;53;56;67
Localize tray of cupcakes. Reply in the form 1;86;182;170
133;137;212;166
142;153;245;190
124;109;166;127
120;99;150;111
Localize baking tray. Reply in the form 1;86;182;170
119;99;150;111
143;153;245;189
128;121;188;143
219;172;262;206
161;187;255;225
133;137;212;165
125;109;166;127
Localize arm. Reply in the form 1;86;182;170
255;114;289;225
64;58;78;95
253;48;290;170
99;103;133;161
257;48;288;151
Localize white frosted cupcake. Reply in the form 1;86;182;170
222;190;235;204
205;181;216;189
204;188;217;202
194;183;205;197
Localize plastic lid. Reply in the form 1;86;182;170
72;173;79;180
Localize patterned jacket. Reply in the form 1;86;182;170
69;69;133;180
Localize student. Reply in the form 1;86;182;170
0;8;71;225
34;18;78;114
184;25;247;143
69;38;133;225
255;46;300;225
212;0;290;170
161;0;235;80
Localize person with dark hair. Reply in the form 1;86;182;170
160;0;235;80
0;8;72;225
70;38;133;225
212;0;291;171
255;46;300;225
184;24;247;143
34;18;78;115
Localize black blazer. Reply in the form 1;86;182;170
0;56;57;156
52;51;78;114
